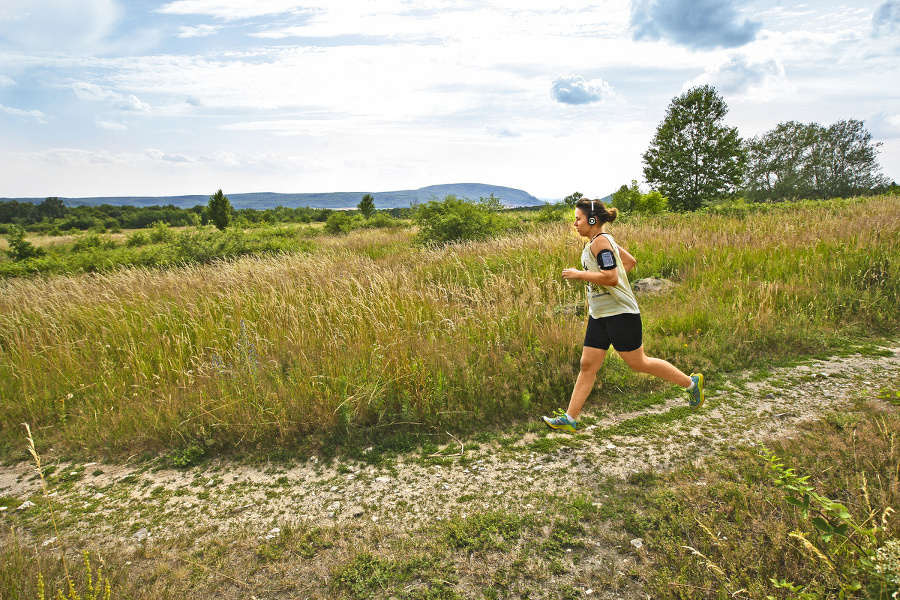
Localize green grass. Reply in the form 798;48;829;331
634;411;900;599
0;196;898;464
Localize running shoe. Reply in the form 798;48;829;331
542;409;578;433
688;373;705;408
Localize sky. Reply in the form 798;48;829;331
1;0;898;201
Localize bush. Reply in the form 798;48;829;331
612;181;668;215
364;212;400;229
324;212;355;235
4;226;44;261
71;233;115;253
148;221;175;244
534;202;570;224
413;195;514;245
125;230;149;247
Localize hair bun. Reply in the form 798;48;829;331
605;207;618;223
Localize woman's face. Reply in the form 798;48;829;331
573;208;594;237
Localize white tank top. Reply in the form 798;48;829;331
581;233;640;318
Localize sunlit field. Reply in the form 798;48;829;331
1;196;898;461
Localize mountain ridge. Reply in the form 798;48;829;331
5;183;546;210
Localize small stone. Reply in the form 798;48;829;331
18;501;35;510
630;538;644;549
133;528;150;541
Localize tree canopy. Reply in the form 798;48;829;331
207;189;233;231
357;194;376;219
643;85;746;211
744;119;888;201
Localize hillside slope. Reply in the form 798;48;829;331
5;183;544;210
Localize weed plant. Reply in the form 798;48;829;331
1;426;117;599
0;196;898;461
634;410;900;599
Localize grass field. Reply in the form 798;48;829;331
1;195;899;599
1;196;898;463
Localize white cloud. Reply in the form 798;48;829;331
550;74;614;105
177;24;223;38
158;0;310;20
685;54;795;101
144;148;193;163
0;0;121;53
95;117;128;130
73;82;150;111
866;111;900;139
1;103;47;122
1;1;898;199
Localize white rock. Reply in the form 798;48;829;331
630;538;643;549
18;501;35;510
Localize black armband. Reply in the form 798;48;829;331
597;248;617;270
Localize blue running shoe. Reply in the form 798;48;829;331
688;373;705;408
542;410;578;433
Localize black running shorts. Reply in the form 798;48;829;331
584;312;642;352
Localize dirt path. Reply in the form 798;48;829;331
2;341;899;585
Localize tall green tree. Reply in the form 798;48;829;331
357;194;376;219
744;121;819;201
37;197;66;221
816;119;888;198
207;189;232;231
643;85;745;211
744;119;888;200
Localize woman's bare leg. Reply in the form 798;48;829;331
565;346;607;420
617;346;692;387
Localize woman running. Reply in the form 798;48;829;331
542;198;704;433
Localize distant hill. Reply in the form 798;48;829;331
6;183;545;210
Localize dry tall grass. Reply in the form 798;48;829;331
1;196;898;459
